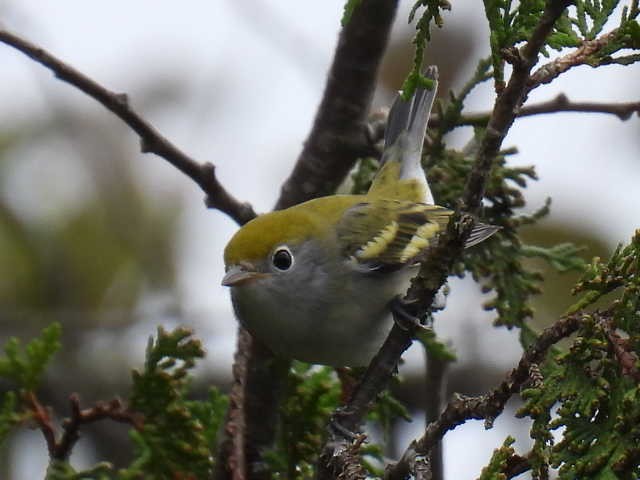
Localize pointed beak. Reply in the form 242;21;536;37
221;264;266;287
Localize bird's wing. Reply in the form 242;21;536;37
336;200;452;271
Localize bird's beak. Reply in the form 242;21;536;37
221;264;265;287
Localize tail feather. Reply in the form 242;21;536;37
383;66;439;153
377;66;439;205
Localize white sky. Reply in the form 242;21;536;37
1;1;639;478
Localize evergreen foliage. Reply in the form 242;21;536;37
0;327;228;479
400;0;450;98
119;327;222;479
0;323;61;445
477;436;517;480
517;231;640;479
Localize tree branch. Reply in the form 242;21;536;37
385;313;584;480
423;349;450;480
0;28;256;226
528;29;619;90
599;315;640;383
317;1;575;477
274;0;398;210
213;329;250;480
364;94;640;149
28;392;140;462
447;94;640;127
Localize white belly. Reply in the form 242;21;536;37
230;266;413;366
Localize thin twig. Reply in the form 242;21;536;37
385;313;584;480
26;392;57;458
365;94;640;146
56;394;141;461
27;393;140;462
0;28;256;226
449;94;640;127
599;316;640;383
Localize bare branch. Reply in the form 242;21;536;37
27;392;140;462
214;328;250;480
448;94;640;127
26;392;57;458
0;28;256;226
55;394;140;461
504;452;533;479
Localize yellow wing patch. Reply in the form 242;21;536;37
338;200;452;269
356;221;399;260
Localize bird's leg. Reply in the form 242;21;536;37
389;297;434;337
328;407;361;441
389;296;421;331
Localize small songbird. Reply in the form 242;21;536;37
222;67;497;366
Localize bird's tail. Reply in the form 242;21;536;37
384;66;438;152
370;66;438;204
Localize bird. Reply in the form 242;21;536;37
222;66;498;366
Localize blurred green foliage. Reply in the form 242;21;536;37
0;323;61;446
0;326;228;480
0;86;185;477
0;108;181;329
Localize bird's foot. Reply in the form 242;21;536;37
389;297;421;331
389;297;434;337
329;409;361;441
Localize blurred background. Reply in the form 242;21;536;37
0;1;638;478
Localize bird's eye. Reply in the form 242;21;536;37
272;247;293;271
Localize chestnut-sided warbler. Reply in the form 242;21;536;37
222;67;497;366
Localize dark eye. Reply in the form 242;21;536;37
272;247;293;271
